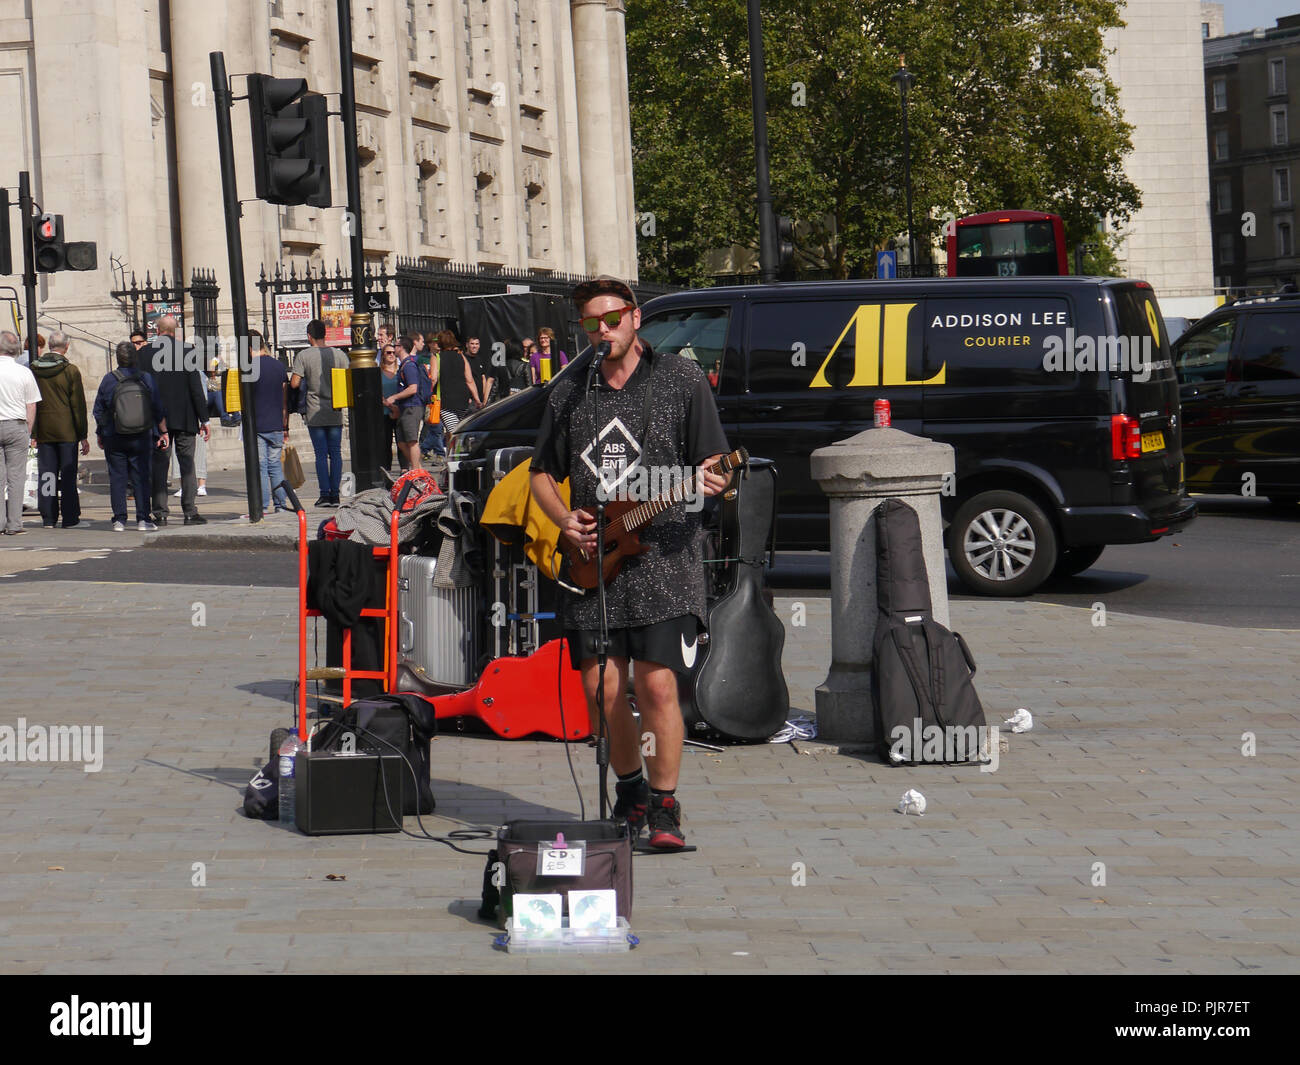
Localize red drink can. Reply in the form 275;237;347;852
874;398;891;427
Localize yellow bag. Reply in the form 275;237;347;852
281;443;306;490
426;365;440;424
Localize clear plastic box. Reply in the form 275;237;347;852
502;916;635;954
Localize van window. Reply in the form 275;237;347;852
925;297;1071;386
1175;318;1234;383
1236;314;1300;380
638;307;730;390
748;299;927;391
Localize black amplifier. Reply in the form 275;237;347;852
295;751;405;835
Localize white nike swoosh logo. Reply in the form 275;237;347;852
681;635;698;669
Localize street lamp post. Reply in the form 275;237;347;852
891;56;917;274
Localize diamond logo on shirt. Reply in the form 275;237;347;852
581;416;642;496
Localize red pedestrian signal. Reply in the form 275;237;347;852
34;213;66;272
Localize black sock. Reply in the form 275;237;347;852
616;769;645;790
650;787;676;800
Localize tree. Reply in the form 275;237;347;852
627;0;1141;283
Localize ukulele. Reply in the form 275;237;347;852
563;448;749;590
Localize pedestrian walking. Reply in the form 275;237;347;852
246;332;291;518
383;336;425;471
30;330;89;528
0;330;41;535
290;319;348;506
92;341;169;532
144;315;209;526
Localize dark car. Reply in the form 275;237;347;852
450;277;1195;596
1171;294;1300;508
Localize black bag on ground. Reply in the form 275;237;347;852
242;759;279;819
311;694;437;814
872;499;988;765
478;819;633;928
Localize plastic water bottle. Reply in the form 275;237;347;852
278;729;303;825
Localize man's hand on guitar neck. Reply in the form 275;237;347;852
699;453;731;497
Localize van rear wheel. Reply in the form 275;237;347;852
948;491;1058;597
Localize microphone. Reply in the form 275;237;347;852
588;341;611;390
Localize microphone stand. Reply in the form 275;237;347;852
595;497;610;820
586;340;612;820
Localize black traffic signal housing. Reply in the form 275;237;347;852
776;215;795;280
31;212;97;273
248;75;332;208
34;213;66;272
1;188;11;275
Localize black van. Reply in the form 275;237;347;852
449;277;1195;596
1170;294;1300;507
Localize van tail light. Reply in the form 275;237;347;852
1111;414;1142;460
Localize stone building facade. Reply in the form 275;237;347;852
1102;0;1216;316
1203;15;1300;294
0;0;636;363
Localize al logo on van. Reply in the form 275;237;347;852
809;302;945;388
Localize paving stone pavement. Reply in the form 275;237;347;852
0;578;1297;974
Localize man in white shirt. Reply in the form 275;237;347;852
0;330;42;534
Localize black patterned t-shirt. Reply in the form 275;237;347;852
531;344;730;629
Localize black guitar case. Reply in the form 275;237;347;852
679;458;789;741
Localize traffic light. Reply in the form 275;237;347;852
247;74;332;207
34;213;66;272
30;212;96;273
776;215;795;280
1;188;11;275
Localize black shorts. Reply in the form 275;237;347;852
565;614;702;676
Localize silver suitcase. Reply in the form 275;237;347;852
395;554;478;692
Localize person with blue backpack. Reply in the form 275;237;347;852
92;341;169;532
383;335;429;471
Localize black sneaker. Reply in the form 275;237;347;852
613;778;649;838
646;793;686;851
183;514;208;525
314;496;330;507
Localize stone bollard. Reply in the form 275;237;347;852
811;426;955;746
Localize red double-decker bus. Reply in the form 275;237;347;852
946;210;1068;277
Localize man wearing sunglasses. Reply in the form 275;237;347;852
530;276;731;851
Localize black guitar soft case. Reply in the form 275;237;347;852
680;459;789;741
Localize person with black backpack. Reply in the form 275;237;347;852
92;341;169;532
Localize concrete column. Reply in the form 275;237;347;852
549;0;587;273
169;0;255;325
604;0;634;278
569;0;619;275
811;426;955;745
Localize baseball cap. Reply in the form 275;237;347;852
572;274;638;309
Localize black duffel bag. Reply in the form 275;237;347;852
310;694;437;815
